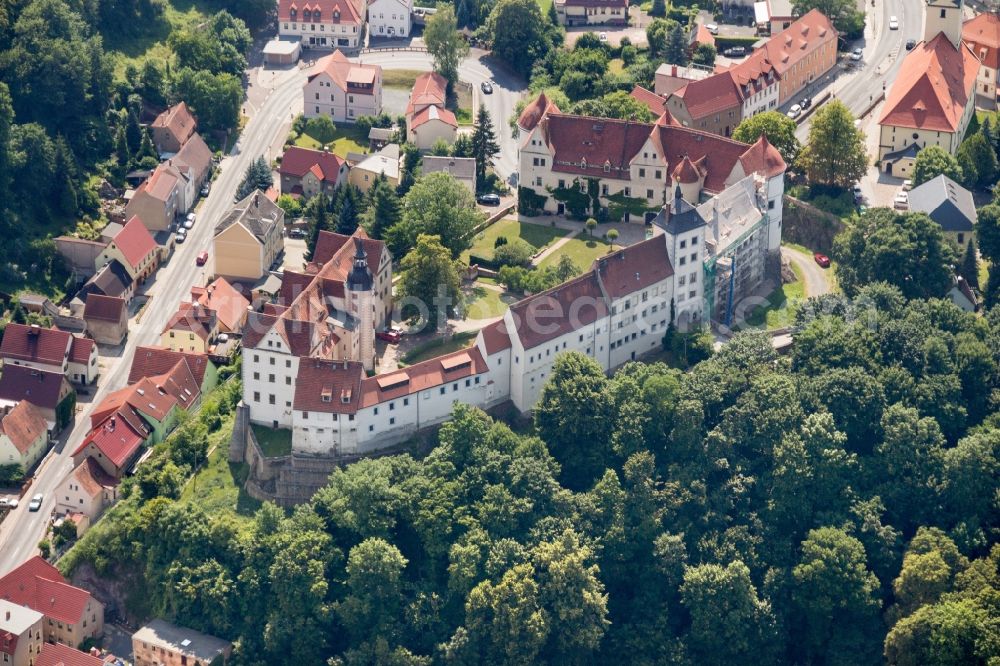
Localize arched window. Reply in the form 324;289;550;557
333;9;340;19
313;10;321;21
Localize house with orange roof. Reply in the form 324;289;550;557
213;190;285;281
128;346;218;398
96;215;159;284
160;302;219;353
304;50;382;122
878;0;978;175
278;0;366;49
160;132;213;212
0;557;104;648
279;146;349;198
406;72;457;150
34;642;109;666
125;164;181;232
55;457;120;524
190;278;251;334
0;366;75;433
963;11;1000;108
760;9;837;105
151;102;197;155
0;400;49;472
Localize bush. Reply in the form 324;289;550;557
0;464;25;486
493;238;534;267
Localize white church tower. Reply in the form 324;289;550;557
346;237;375;372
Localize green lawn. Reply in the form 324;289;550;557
181;442;261;519
609;59;625;75
463;218;569;264
740;263;807;330
536;235;611;274
400;330;478;366
295;125;368;158
980;259;990;292
536;0;553;15
383;69;425;90
251;424;293;457
463;285;517;319
454;85;474;125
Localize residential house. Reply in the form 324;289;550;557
151;102;197;155
630;85;669;117
77;259;134;304
83;295;129;346
406;72;457;150
243;228;392;426
35;643;107;666
666;69;744;137
347;143;400;191
0;323;98;385
421;156;476;193
190;278;251;334
759;8;837;105
54;457;120;524
213;191;285;281
304;50;382;123
0;557;104;648
906;173;977;247
161;302;219;353
128;346;218;399
368;0;412;38
279;146;348;198
690;23;716;51
654;63;713;97
878;0;978;175
132;619;232;666
125;166;181;233
72;406;150;478
0;366;75;433
0;599;43;666
161;132;213;212
963;11;1000;109
554;0;628;26
755;0;796;36
278;0;366;50
0;400;48;472
96;215;159;284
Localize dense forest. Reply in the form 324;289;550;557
0;0;262;295
62;283;1000;665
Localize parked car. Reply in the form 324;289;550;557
599;32;608;42
196;251;209;266
376;327;403;344
477;193;501;206
902;179;913;191
27;494;43;512
814;252;831;268
705;23;719;35
200;183;211;197
906;39;916;50
289;228;306;239
893;192;909;209
850;48;863;61
183;218;194;230
786;104;802;119
0;498;17;510
889;16;899;30
176;230;187;243
800;97;812;110
724;46;747;57
480;81;493;95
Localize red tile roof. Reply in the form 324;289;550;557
294;359;364;413
190;278;250;333
311;231;351;265
674;70;743;120
0;323;71;367
630;85;669;117
163;303;216;342
111;216;158;272
693;23;716;47
0;557;97;625
75;405;147;468
518;92;562;132
738;134;786;178
508;272;609;350
407;72;447;114
82;295;126;323
410;104;457;129
139;166;179;203
360;346;488;406
308;50;380;92
278;270;317;305
152;102;197;147
761;9;837;76
278;0;364;24
35;642;105;666
0;400;47;454
66;457;118;499
878;32;979;132
279;146;346;184
128;346;212;389
479;319;513;355
673;155;704;183
964;12;1000;70
593;236;674;299
0;366;70;413
69;337;95;365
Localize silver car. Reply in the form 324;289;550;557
27;493;43;512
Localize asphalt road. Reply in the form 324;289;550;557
0;67;308;577
783;246;833;298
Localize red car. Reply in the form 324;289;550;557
196;251;209;266
376;327;403;344
813;252;831;268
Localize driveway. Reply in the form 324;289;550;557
783;245;833;298
564;7;650;47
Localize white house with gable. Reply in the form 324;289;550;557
368;0;412;38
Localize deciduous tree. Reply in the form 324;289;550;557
424;5;468;90
913;145;963;186
397;234;462;328
799;100;868;187
732;111;802;165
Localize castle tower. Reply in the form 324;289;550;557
346;237;375;372
924;0;963;49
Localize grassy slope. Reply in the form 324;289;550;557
463;218;569;263
536;235;611;274
102;0;214;77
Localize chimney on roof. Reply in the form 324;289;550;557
672;65;677;77
5;611;9;622
28;324;40;335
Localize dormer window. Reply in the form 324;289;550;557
290;8;297;18
314;10;320;21
333;9;340;19
303;8;310;21
603;161;611;173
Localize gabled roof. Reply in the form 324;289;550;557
110;216;158;271
508;272;609;350
479;318;513;355
82;294;127;323
80;260;132;301
278;0;364;23
907;173;977;232
738;135;786;178
410;104;457;129
360;346;489;406
294;358;364;413
0;323;71;367
163;303;216;342
190;278;250;333
421;156;476;180
407;71;447;114
0;557;98;625
0;401;47;454
760;9;837;76
152;102;197;146
169;132;213;179
279;146;346;184
963;12;1000;69
878;32;979;132
64;458;118;499
35;642;105;666
0;366;70;413
74;408;146;469
128;346;213;389
69;337;95;365
593;236;674;299
308;50;380;93
674;70;743;120
518;92;562;132
138;165;179;203
672;155;705;183
629;85;669;117
692;23;716;47
215;190;284;243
